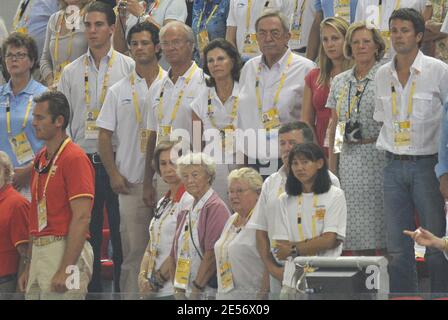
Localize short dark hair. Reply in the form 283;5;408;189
84;1;116;26
202;38;242;87
34;91;70;130
2;32;39;74
389;8;425;47
285;143;331;196
279;122;315;143
127;21;161;60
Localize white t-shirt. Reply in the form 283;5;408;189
58;48;135;153
214;213;265;300
96;68;166;183
146;62;206;142
354;0;427;61
273;185;347;257
236;50;315;161
150;190;194;298
226;0;289;60
442;9;448;34
374;51;448;155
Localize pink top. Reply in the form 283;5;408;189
305;68;331;155
171;190;231;259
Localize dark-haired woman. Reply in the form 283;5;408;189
272;143;347;262
190;38;242;205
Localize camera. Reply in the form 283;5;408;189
345;120;362;143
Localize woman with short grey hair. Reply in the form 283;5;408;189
171;152;230;299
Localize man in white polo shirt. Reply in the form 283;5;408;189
143;21;205;208
58;1;135;294
237;9;315;177
248;122;340;297
226;0;289;62
97;21;166;295
374;8;448;293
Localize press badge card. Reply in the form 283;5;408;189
394;120;411;148
197;30;210;53
242;33;259;55
334;121;346;154
219;261;235;292
334;0;350;22
174;257;191;290
262;108;281;131
220;125;235;154
140;129;150;153
290;14;302;44
381;31;391;53
84;110;100;140
38;199;48;232
9;132;34;165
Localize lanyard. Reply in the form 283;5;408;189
246;0;270;31
35;138;71;200
13;0;32;29
207;88;239;130
255;52;293;122
130;67;163;124
54;13;74;71
297;194;318;242
157;63;198;126
346;80;369;119
378;0;400;26
6;95;33;135
197;2;219;31
150;197;178;252
293;0;307;29
391;80;415;118
84;50;116;110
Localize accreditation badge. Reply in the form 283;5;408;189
140;129;150;153
10;132;34;165
394;120;411;147
38;198;48;232
262;108;281;130
333;121;346;154
381;31;391;54
84;110;100;140
156;125;172;145
174;257;191;290
242;33;259;55
315;207;326;220
290;14;302;42
219;260;235;293
197;30;210;53
220;125;235;154
334;0;350;22
54;61;69;85
16;27;28;34
146;248;158;279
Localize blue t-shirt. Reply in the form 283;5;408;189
0;79;47;167
315;0;358;23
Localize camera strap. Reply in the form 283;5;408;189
347;79;369;119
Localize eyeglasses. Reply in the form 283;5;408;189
227;188;251;196
5;52;29;61
256;30;283;39
160;39;190;49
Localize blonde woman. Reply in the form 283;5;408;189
40;0;92;88
301;17;352;157
214;168;268;300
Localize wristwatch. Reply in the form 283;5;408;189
290;244;300;257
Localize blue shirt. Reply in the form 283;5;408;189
0;79;47;168
192;0;230;65
436;101;448;178
314;0;358;23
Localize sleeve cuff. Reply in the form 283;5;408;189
69;194;94;201
14;239;30;247
96;120;115;132
435;162;448;179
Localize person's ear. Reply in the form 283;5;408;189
316;158;324;169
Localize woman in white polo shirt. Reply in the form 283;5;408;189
272;143;347;263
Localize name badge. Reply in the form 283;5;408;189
54;61;70;85
334;0;350;21
262;108;281;130
146;248;158;279
242;33;259;55
333;121;346;154
9;132;34;165
315;208;326;220
16;27;28;34
174;257;191;290
197;30;210;53
219;261;235;293
84;110;100;140
290;14;302;42
381;31;391;54
38;198;48;232
394;120;411;147
140;129;150;153
220;125;235;154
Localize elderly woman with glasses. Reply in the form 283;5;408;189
170;152;230;300
0;33;47;194
214;167;268;299
0;151;30;295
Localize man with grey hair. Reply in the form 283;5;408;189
236;9;315;177
143;21;205;207
0;151;30;297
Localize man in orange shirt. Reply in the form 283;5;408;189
18;91;95;300
0;151;29;297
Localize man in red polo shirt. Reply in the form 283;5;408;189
0;151;29;297
18;91;95;300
